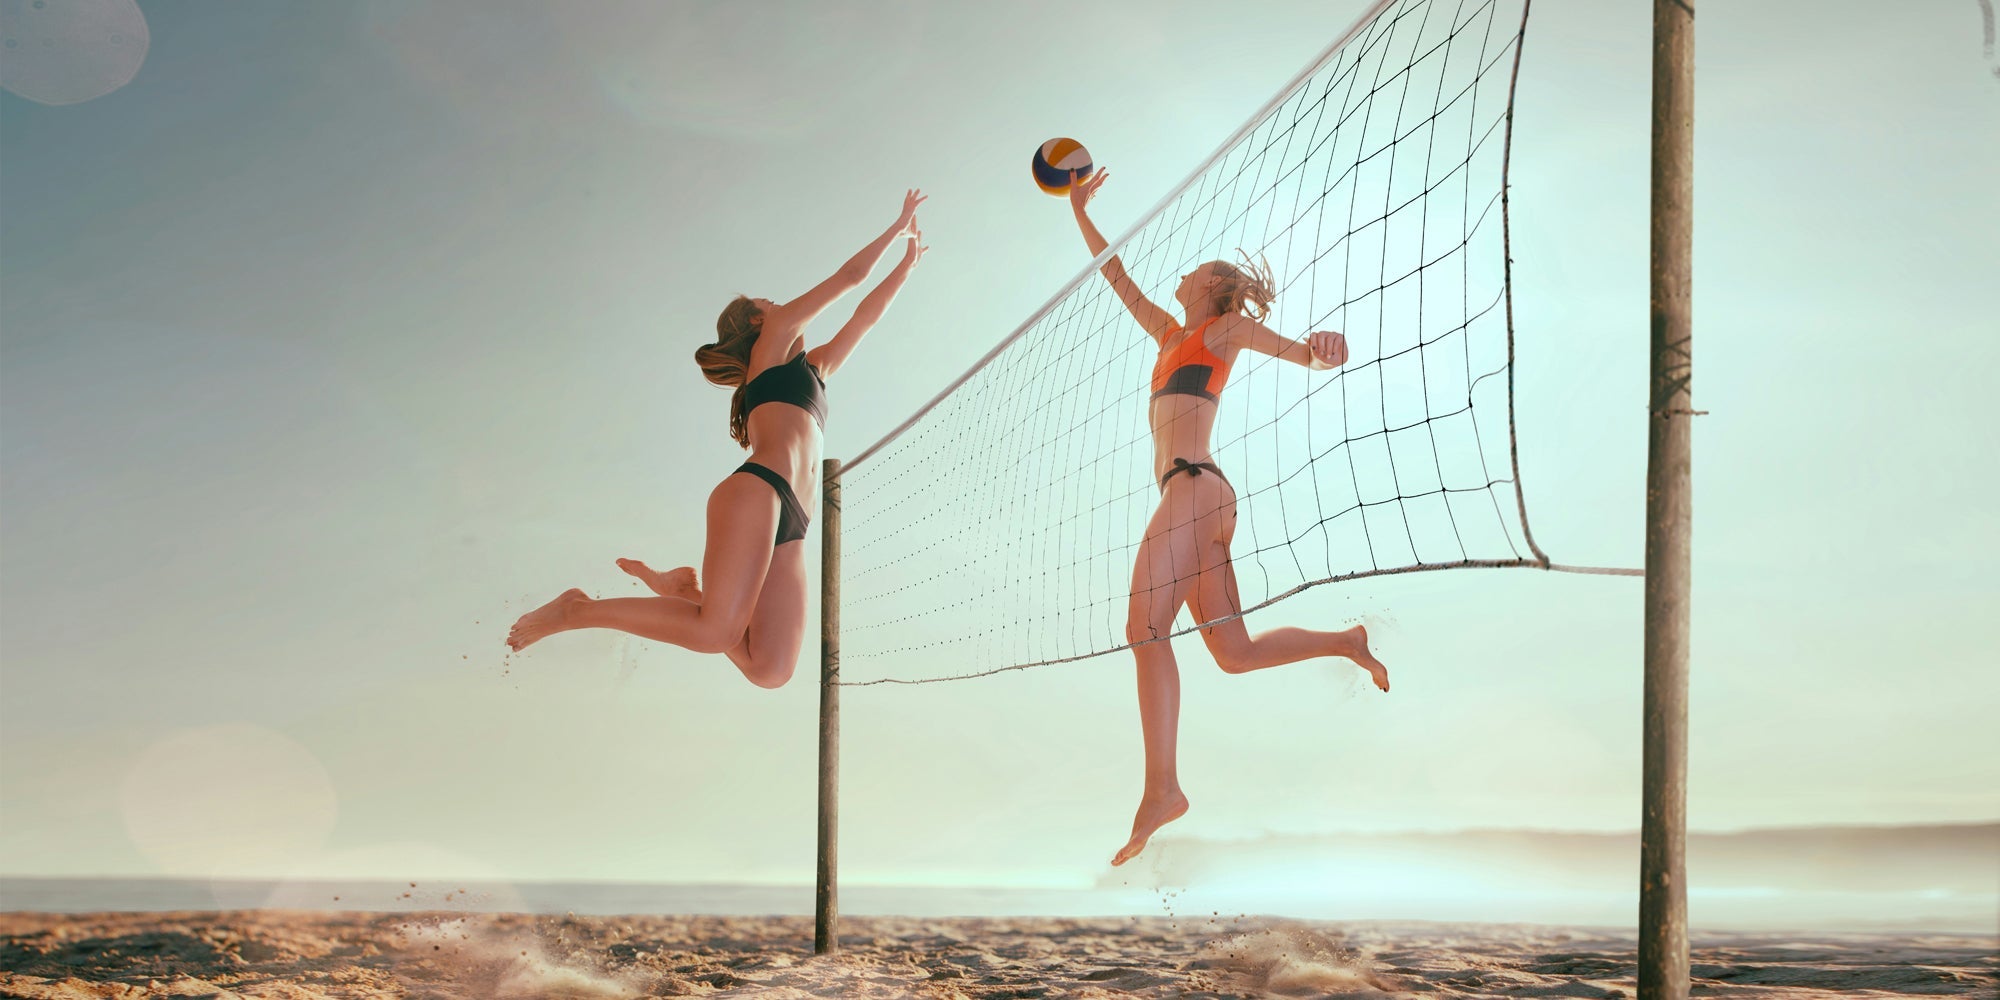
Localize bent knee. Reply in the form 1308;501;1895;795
740;657;797;690
1213;653;1258;675
1204;633;1257;674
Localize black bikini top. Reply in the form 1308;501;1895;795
742;351;827;428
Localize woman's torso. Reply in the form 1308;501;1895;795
1148;317;1236;482
741;335;825;495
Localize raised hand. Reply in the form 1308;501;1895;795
901;222;928;267
896;188;927;234
1307;330;1349;368
1067;167;1109;212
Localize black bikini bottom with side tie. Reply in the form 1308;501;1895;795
1158;457;1231;492
735;462;810;545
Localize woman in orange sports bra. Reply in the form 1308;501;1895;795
1069;168;1390;867
506;190;928;690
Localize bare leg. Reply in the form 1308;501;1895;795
1191;558;1389;692
506;473;779;656
718;538;809;688
613;558;753;667
1112;490;1206;867
609;547;806;688
1116;638;1192;867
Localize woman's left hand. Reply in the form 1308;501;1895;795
902;224;928;267
1307;330;1349;368
896;189;927;234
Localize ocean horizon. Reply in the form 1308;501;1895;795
9;824;1993;932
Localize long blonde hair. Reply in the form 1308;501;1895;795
1206;251;1276;321
694;295;764;448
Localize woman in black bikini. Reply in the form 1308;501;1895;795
507;190;927;689
1067;169;1390;866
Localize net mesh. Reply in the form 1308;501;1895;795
840;0;1540;685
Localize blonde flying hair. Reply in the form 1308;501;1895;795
694;295;764;449
1204;251;1277;322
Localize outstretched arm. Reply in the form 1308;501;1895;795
1237;318;1351;370
807;226;927;378
1068;169;1177;343
774;189;926;330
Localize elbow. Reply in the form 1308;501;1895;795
837;260;872;286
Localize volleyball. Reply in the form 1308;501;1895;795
1032;137;1093;196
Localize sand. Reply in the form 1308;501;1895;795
0;911;1992;999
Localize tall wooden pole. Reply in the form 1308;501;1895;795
815;458;842;955
1643;1;1693;997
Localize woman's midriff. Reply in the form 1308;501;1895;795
1148;395;1221;484
742;408;822;498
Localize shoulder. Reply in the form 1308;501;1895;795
746;334;802;377
1214;314;1302;362
761;331;806;362
1209;313;1260;351
759;305;808;343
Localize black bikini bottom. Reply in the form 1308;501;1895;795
1159;457;1231;492
736;462;810;545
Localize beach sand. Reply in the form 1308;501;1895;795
1;911;1992;999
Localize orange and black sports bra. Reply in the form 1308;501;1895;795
1150;317;1231;402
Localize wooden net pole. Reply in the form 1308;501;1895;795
816;458;842;955
1642;1;1694;996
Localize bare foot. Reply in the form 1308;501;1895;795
1345;624;1390;692
506;588;587;651
616;559;700;601
1111;788;1190;867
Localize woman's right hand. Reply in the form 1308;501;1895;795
1068;168;1108;213
1307;330;1350;368
901;223;928;267
896;189;927;234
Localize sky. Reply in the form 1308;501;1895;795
2;0;1996;895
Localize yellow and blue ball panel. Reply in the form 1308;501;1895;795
1032;137;1094;195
